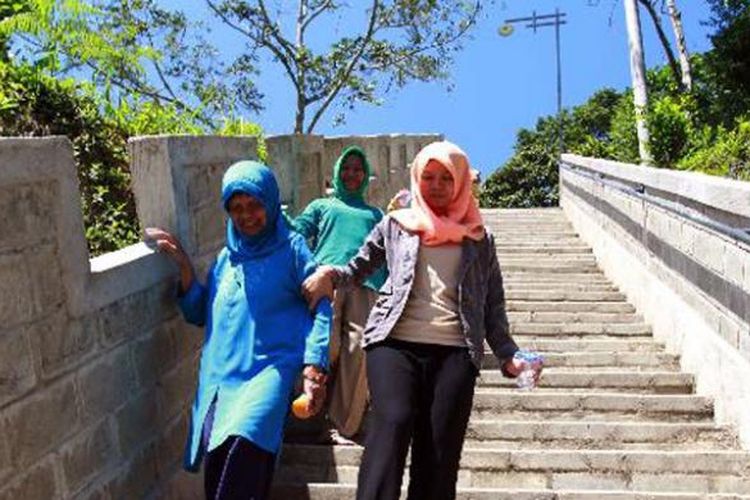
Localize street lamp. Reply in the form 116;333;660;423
499;9;568;156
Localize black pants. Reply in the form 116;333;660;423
356;339;478;500
202;399;275;500
203;435;275;500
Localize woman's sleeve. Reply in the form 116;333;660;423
331;217;388;289
293;237;332;370
177;276;210;327
483;235;519;373
290;200;321;241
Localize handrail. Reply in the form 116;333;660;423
560;160;750;247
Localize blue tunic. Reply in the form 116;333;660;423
179;234;331;471
177;161;331;472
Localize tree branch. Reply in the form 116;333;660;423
300;0;333;34
305;0;379;133
257;0;297;60
145;31;180;102
376;4;479;71
206;0;298;88
638;0;683;89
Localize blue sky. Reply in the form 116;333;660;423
174;1;716;178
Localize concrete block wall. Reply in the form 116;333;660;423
0;132;438;499
265;133;442;214
559;153;750;448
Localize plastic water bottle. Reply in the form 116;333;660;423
514;350;544;390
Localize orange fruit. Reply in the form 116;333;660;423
291;394;312;419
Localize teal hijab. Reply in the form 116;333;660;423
222;161;290;260
332;146;371;203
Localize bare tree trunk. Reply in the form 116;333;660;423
666;0;693;91
638;0;682;89
294;0;307;133
624;0;653;165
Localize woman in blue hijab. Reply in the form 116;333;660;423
146;161;331;499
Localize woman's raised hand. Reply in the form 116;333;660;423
301;266;335;311
144;227;195;292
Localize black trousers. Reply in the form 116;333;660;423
203;435;275;500
356;339;478;500
201;399;275;500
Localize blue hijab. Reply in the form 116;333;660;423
222;161;290;260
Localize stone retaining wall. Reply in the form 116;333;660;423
560;153;750;448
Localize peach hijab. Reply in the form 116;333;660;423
390;141;485;246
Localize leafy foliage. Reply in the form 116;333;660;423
0;0;255;125
0;1;268;254
0;60;140;255
678;118;750;181
481;89;622;209
0;58;265;255
207;0;481;133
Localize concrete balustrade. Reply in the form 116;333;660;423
560;153;750;449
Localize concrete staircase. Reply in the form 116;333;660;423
272;208;750;499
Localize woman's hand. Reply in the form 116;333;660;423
302;365;327;416
503;356;543;384
144;227;195;292
302;266;335;311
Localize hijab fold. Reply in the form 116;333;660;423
390;141;485;246
221;161;291;260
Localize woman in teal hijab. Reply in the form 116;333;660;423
290;146;386;443
146;161;331;499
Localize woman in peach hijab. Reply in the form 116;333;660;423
303;141;535;499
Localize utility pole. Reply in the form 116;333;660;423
623;0;653;165
499;9;567;157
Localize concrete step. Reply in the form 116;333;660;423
482;216;567;223
493;233;582;239
506;290;627;302
470;391;713;422
510;322;652;336
498;246;592;255
275;447;750;494
495;246;592;254
477;370;693;394
491;225;577;231
508;311;640;323
272;483;750;500
504;273;611;283
481;208;566;216
500;260;600;269
506;301;635;313
498;339;665;353
495;239;588;247
506;284;619;292
501;263;602;273
497;254;598;263
546;352;679;368
464;420;737;450
481;351;679;370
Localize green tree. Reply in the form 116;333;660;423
1;1;266;255
705;1;750;120
679;117;750;180
0;0;256;124
481;89;623;209
207;0;481;133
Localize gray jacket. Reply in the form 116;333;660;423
332;216;518;371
